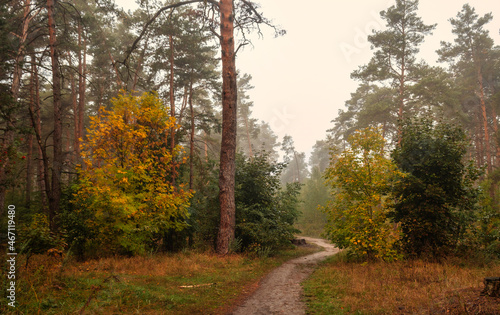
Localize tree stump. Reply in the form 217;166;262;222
291;238;306;246
481;277;500;297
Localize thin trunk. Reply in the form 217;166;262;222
477;65;492;174
132;36;148;90
476;112;485;168
204;133;208;162
27;72;35;209
26;135;33;208
492;105;500;167
216;0;237;255
69;50;78;170
293;151;301;183
189;82;195;190
108;50;123;88
177;86;189;126
169;35;176;185
244;116;253;158
47;0;62;231
32;56;46;208
76;22;86;164
397;22;406;143
169;35;176;149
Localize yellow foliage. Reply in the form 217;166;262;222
74;91;192;255
323;127;403;260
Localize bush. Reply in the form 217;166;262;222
235;153;301;254
391;118;481;258
19;213;66;256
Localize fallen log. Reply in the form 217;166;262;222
179;283;217;288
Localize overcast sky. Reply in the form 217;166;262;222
116;0;500;159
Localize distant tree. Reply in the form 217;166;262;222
296;166;328;238
253;121;280;161
323;127;402;260
309;140;331;174
280;135;308;183
236;73;258;157
391;118;481;258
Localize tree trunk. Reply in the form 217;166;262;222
216;0;237;255
132;35;148;90
476;112;485;169
189;82;195;190
244;116;253;158
76;21;86;165
169;34;176;184
490;105;500;167
477;65;492;174
26;131;33;210
47;0;62;231
32;56;47;209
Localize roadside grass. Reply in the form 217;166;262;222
303;252;500;314
1;246;318;314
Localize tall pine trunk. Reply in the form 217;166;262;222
477;64;492;173
76;21;86;165
47;0;62;231
189;82;195;190
169;34;176;184
216;0;237;255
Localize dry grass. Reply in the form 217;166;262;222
1;246;318;314
304;254;500;314
65;251;247;278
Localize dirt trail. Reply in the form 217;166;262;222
231;237;339;315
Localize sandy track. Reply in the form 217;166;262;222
231;237;339;315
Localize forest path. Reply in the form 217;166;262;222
231;237;339;315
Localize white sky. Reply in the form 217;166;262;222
115;0;500;159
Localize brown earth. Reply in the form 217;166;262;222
230;237;339;315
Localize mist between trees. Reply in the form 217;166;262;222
0;0;498;261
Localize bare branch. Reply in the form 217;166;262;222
122;0;219;65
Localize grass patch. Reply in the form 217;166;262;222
0;246;317;314
303;252;500;314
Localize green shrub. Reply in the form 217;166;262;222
391;118;481;258
235;153;301;253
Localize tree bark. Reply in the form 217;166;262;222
189;82;195;190
76;21;86;165
477;65;492;173
476;112;485;169
47;0;62;231
216;0;237;255
169;34;176;184
31;56;47;209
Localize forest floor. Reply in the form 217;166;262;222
303;251;500;314
0;244;323;315
230;237;340;315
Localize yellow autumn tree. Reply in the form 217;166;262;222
323;127;402;260
73;92;192;255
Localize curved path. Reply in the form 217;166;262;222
231;237;339;315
